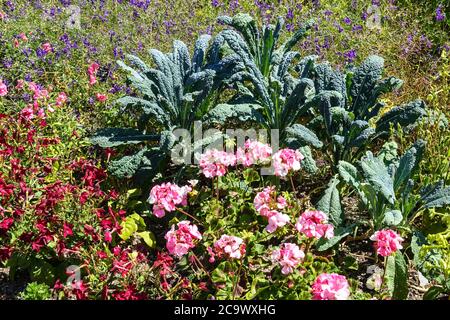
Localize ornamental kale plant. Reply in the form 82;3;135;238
337;140;450;230
91;35;243;181
303;55;428;170
204;14;322;171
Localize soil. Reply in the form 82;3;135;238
0;268;28;300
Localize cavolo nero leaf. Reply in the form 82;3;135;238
385;252;408;300
285;124;323;148
360;152;395;205
420;180;450;209
90;128;160;148
376;99;427;134
316;177;344;226
204;103;265;126
108;148;148;179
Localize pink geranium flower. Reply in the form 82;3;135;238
295;210;334;239
19;33;28;41
41;42;52;53
56;92;68;106
312;273;350;300
88;62;100;85
0;80;7;97
20;106;35;121
15;79;24;90
254;186;290;233
165;220;202;257
96;93;107;102
212;235;246;260
272;148;304;177
148;182;192;218
199;149;236;178
272;243;305;275
236;139;272;167
370;229;404;257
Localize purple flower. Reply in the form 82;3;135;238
286;8;294;20
436;4;446;22
344;49;357;63
211;0;220;7
343;17;352;25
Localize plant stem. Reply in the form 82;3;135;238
176;207;201;224
289;175;297;194
232;260;243;300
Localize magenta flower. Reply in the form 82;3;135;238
95;93;107;102
56;92;68;106
272;148;304;177
0;80;7;97
87;62;100;85
295;210;334;239
312;273;350;300
148;182;192;218
20;106;35;121
272;243;305;275
266;211;290;233
254;186;290;233
41;42;52;53
199;149;236;178
370;229;404;257
165;221;202;257
236;139;272;167
213;234;246;259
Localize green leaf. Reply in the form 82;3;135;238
378;141;398;164
90;128;160;148
136;231;156;248
298;146;318;174
423;286;444;300
108;148;147;179
243;168;260;184
316;227;351;251
316;177;343;226
420;180;450;209
204;103;265;126
393;145;417;191
338;161;360;189
376;99;427;134
285;124;323;148
385;251;408;300
119;218;138;241
360;152;395;205
382;210;403;227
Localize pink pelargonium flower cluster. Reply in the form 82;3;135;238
312;273;350;300
236;139;272;167
254;186;290;233
370;229;404;257
199;149;236;178
272;148;304;177
0;80;7;97
295;210;334;239
87;62;100;85
165;220;202;257
272;243;305;275
148;182;192;218
209;235;246;262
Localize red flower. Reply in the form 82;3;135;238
0;246;12;262
97;251;108;259
95;93;107;102
63;222;73;238
0;217;14;232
